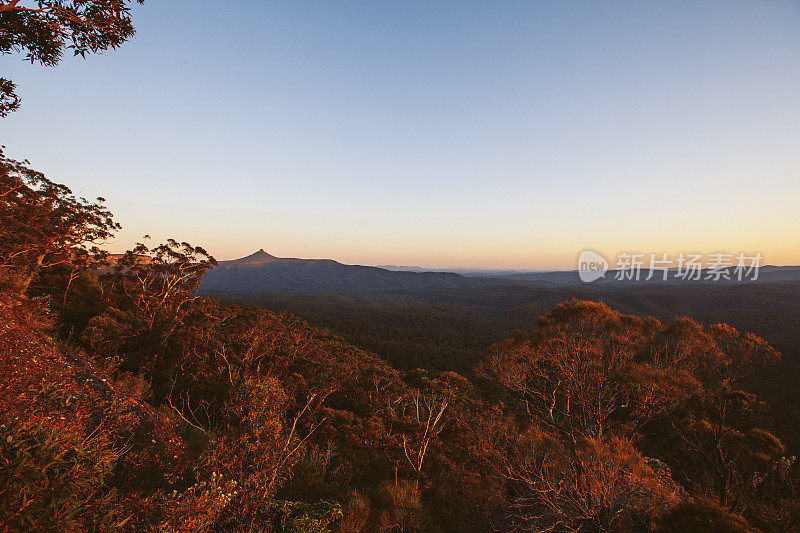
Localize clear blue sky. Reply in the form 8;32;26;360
2;0;800;268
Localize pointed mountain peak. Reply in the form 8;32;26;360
230;249;279;265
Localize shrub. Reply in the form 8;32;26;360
0;419;128;531
273;499;343;533
659;499;758;533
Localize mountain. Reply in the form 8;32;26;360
201;251;800;295
201;250;487;294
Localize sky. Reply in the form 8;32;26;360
2;0;800;269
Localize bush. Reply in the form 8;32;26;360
659;499;758;532
0;420;128;531
273;499;343;533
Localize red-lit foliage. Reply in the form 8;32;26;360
1;157;798;531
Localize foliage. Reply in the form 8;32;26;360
273;499;343;533
0;148;117;294
0;0;142;116
0;417;127;531
221;283;800;380
0;77;20;117
480;300;793;531
3;157;799;532
481;300;696;440
83;238;215;374
659;498;758;533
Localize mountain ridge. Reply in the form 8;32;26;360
203;251;800;294
202;250;487;294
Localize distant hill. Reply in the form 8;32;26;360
202;251;800;294
357;263;800;287
498;266;800;287
201;249;488;294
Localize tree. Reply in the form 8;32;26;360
109;239;216;333
497;430;683;532
479;302;695;530
399;374;450;486
83;238;216;374
0;148;118;294
481;300;788;530
481;301;696;443
480;301;697;510
666;322;783;509
0;0;142;116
